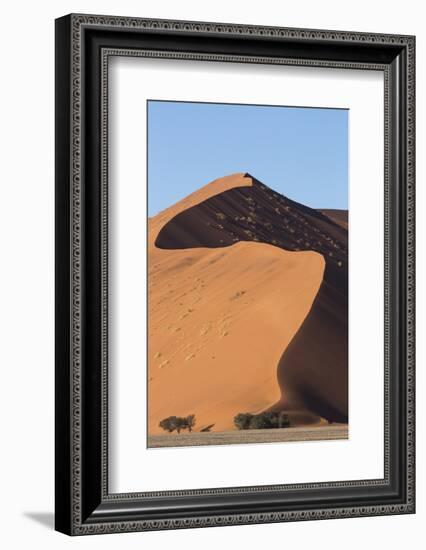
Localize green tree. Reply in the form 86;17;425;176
159;415;197;434
184;414;196;432
248;413;274;429
233;411;290;430
159;416;179;433
277;412;290;428
234;413;254;430
174;418;183;434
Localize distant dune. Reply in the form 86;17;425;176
318;209;348;230
148;173;348;436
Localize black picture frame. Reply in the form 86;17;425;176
55;13;415;535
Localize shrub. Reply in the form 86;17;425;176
248;413;274;430
185;414;196;432
159;414;196;434
277;412;290;428
234;413;254;430
159;416;179;433
174;417;187;434
234;411;290;430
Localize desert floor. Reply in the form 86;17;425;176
148;424;348;448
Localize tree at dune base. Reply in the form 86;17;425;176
234;411;290;430
159;414;196;434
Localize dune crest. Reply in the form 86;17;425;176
149;173;252;247
148;173;348;435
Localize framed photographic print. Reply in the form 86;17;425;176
146;101;349;449
55;14;415;535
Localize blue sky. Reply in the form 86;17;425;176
147;101;348;216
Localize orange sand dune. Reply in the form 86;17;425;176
148;242;324;434
148;173;348;435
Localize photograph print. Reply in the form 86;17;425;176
147;100;349;449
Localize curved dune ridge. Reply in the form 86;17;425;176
148;173;348;435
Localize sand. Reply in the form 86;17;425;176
318;209;348;230
148;424;348;448
148;173;348;436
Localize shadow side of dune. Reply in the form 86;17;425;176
155;174;348;424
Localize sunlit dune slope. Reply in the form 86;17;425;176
148;242;324;434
